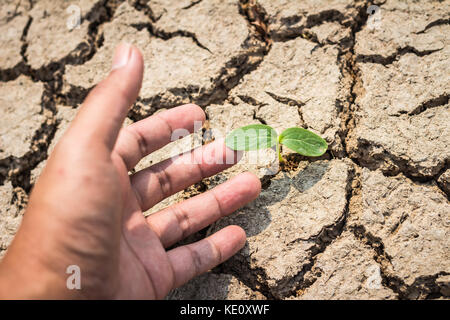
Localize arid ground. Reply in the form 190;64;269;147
0;0;449;299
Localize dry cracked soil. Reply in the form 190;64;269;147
0;0;449;300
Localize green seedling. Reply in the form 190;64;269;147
225;124;328;163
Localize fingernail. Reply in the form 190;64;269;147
111;43;131;71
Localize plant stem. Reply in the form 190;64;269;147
276;140;284;163
278;151;284;163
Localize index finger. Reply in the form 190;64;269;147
115;104;206;170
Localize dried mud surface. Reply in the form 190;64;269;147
0;0;449;299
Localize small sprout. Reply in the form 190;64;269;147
225;124;328;163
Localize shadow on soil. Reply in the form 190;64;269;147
226;160;329;237
208;160;330;298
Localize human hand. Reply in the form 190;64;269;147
0;44;261;299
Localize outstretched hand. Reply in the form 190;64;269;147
0;44;261;299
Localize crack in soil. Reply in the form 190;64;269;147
252;109;267;125
264;91;308;128
348;137;448;182
264;91;308;108
437;170;450;199
239;0;272;46
0;0;126;190
4;0;27;23
0;15;32;82
415;17;450;34
182;0;204;10
272;9;350;42
338;2;449;183
1;0;123;83
233;94;266;107
128;43;266;120
350;224;449;299
130;0;158;22
207;2;382;298
355;46;443;66
262;1;450;298
128;0;271;121
407;93;449;116
285;163;356;299
334;0;370;160
218;162;356;299
0;115;58;191
130;22;212;53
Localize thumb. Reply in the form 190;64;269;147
68;43;144;150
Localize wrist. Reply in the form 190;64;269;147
0;251;77;299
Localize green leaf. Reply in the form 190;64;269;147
279;127;328;157
225;124;277;151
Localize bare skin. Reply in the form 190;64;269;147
0;44;261;299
